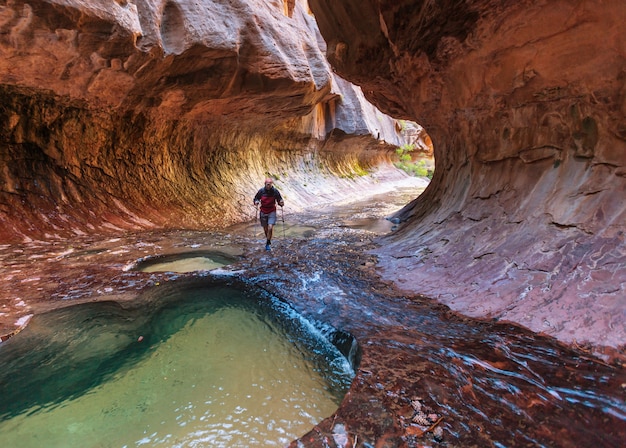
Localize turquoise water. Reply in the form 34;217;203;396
0;281;354;447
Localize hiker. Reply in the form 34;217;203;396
253;178;284;250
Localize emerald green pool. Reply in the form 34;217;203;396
0;280;354;447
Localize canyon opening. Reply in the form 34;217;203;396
0;1;624;447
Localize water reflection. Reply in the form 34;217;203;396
0;278;354;448
133;251;239;273
226;221;316;239
338;217;394;234
1;180;623;447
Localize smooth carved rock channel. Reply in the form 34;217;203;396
1;187;623;447
310;0;626;354
0;0;621;355
0;0;624;446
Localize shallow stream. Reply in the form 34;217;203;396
0;179;624;447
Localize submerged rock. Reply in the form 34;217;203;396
1;0;620;357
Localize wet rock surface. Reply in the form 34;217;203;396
1;0;622;370
309;0;626;354
0;0;624;444
1;183;624;447
0;0;416;242
244;196;626;447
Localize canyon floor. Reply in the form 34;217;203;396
0;176;624;447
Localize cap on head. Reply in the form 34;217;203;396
264;178;273;185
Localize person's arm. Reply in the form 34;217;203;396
253;189;261;206
276;190;284;207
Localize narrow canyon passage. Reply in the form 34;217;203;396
1;179;624;447
0;0;624;446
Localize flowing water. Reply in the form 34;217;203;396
237;184;626;447
0;178;624;447
0;280;354;448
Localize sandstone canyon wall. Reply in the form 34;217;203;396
1;0;624;356
310;0;625;352
0;0;410;242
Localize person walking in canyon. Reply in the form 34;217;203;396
253;178;284;251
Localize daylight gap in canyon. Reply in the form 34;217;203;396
1;1;625;447
0;0;624;360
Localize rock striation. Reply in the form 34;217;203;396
0;0;623;366
0;0;411;242
310;0;626;353
0;1;625;446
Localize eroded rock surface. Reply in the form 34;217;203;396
0;0;410;242
2;2;621;347
0;184;623;448
0;1;624;445
310;0;626;353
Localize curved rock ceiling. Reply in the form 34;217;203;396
0;0;624;356
309;0;625;351
0;0;409;240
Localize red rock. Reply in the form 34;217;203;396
310;0;626;352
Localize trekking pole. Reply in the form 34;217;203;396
281;206;285;239
255;205;259;239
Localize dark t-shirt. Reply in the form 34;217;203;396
254;187;283;214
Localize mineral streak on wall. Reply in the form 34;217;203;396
309;0;626;351
2;0;624;353
0;0;410;242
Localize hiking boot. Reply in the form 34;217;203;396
265;243;271;251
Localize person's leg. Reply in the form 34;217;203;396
260;213;270;243
266;224;274;243
263;212;277;250
266;212;277;245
